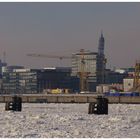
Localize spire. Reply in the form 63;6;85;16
98;31;105;56
101;30;103;37
100;30;104;40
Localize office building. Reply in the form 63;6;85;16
2;67;79;94
2;69;38;94
105;69;128;84
32;67;79;93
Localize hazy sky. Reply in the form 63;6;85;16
0;2;140;69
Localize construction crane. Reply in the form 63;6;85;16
129;60;140;92
27;53;72;60
77;49;90;91
27;49;90;92
133;61;140;88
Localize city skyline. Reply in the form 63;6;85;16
0;3;140;69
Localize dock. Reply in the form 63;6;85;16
0;94;140;104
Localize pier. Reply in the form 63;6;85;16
0;94;140;104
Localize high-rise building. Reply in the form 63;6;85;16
71;32;106;91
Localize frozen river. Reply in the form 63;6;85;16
0;103;140;138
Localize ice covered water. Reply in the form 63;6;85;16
0;103;140;138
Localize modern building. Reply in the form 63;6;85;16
105;69;128;84
115;68;135;76
2;69;38;94
2;67;79;94
96;68;129;93
32;67;79;93
6;65;24;72
71;33;106;91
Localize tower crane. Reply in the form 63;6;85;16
133;61;140;89
128;60;140;92
27;49;90;92
77;49;90;91
27;53;72;60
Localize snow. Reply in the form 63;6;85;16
0;103;140;138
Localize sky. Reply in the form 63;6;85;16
0;2;140;69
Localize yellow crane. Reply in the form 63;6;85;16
77;49;90;91
133;61;140;89
27;49;90;92
129;61;140;92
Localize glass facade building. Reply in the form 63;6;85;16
2;67;79;94
32;67;79;93
2;70;38;94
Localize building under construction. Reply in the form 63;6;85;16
71;33;106;91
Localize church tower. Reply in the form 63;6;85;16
97;31;106;84
98;31;105;56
